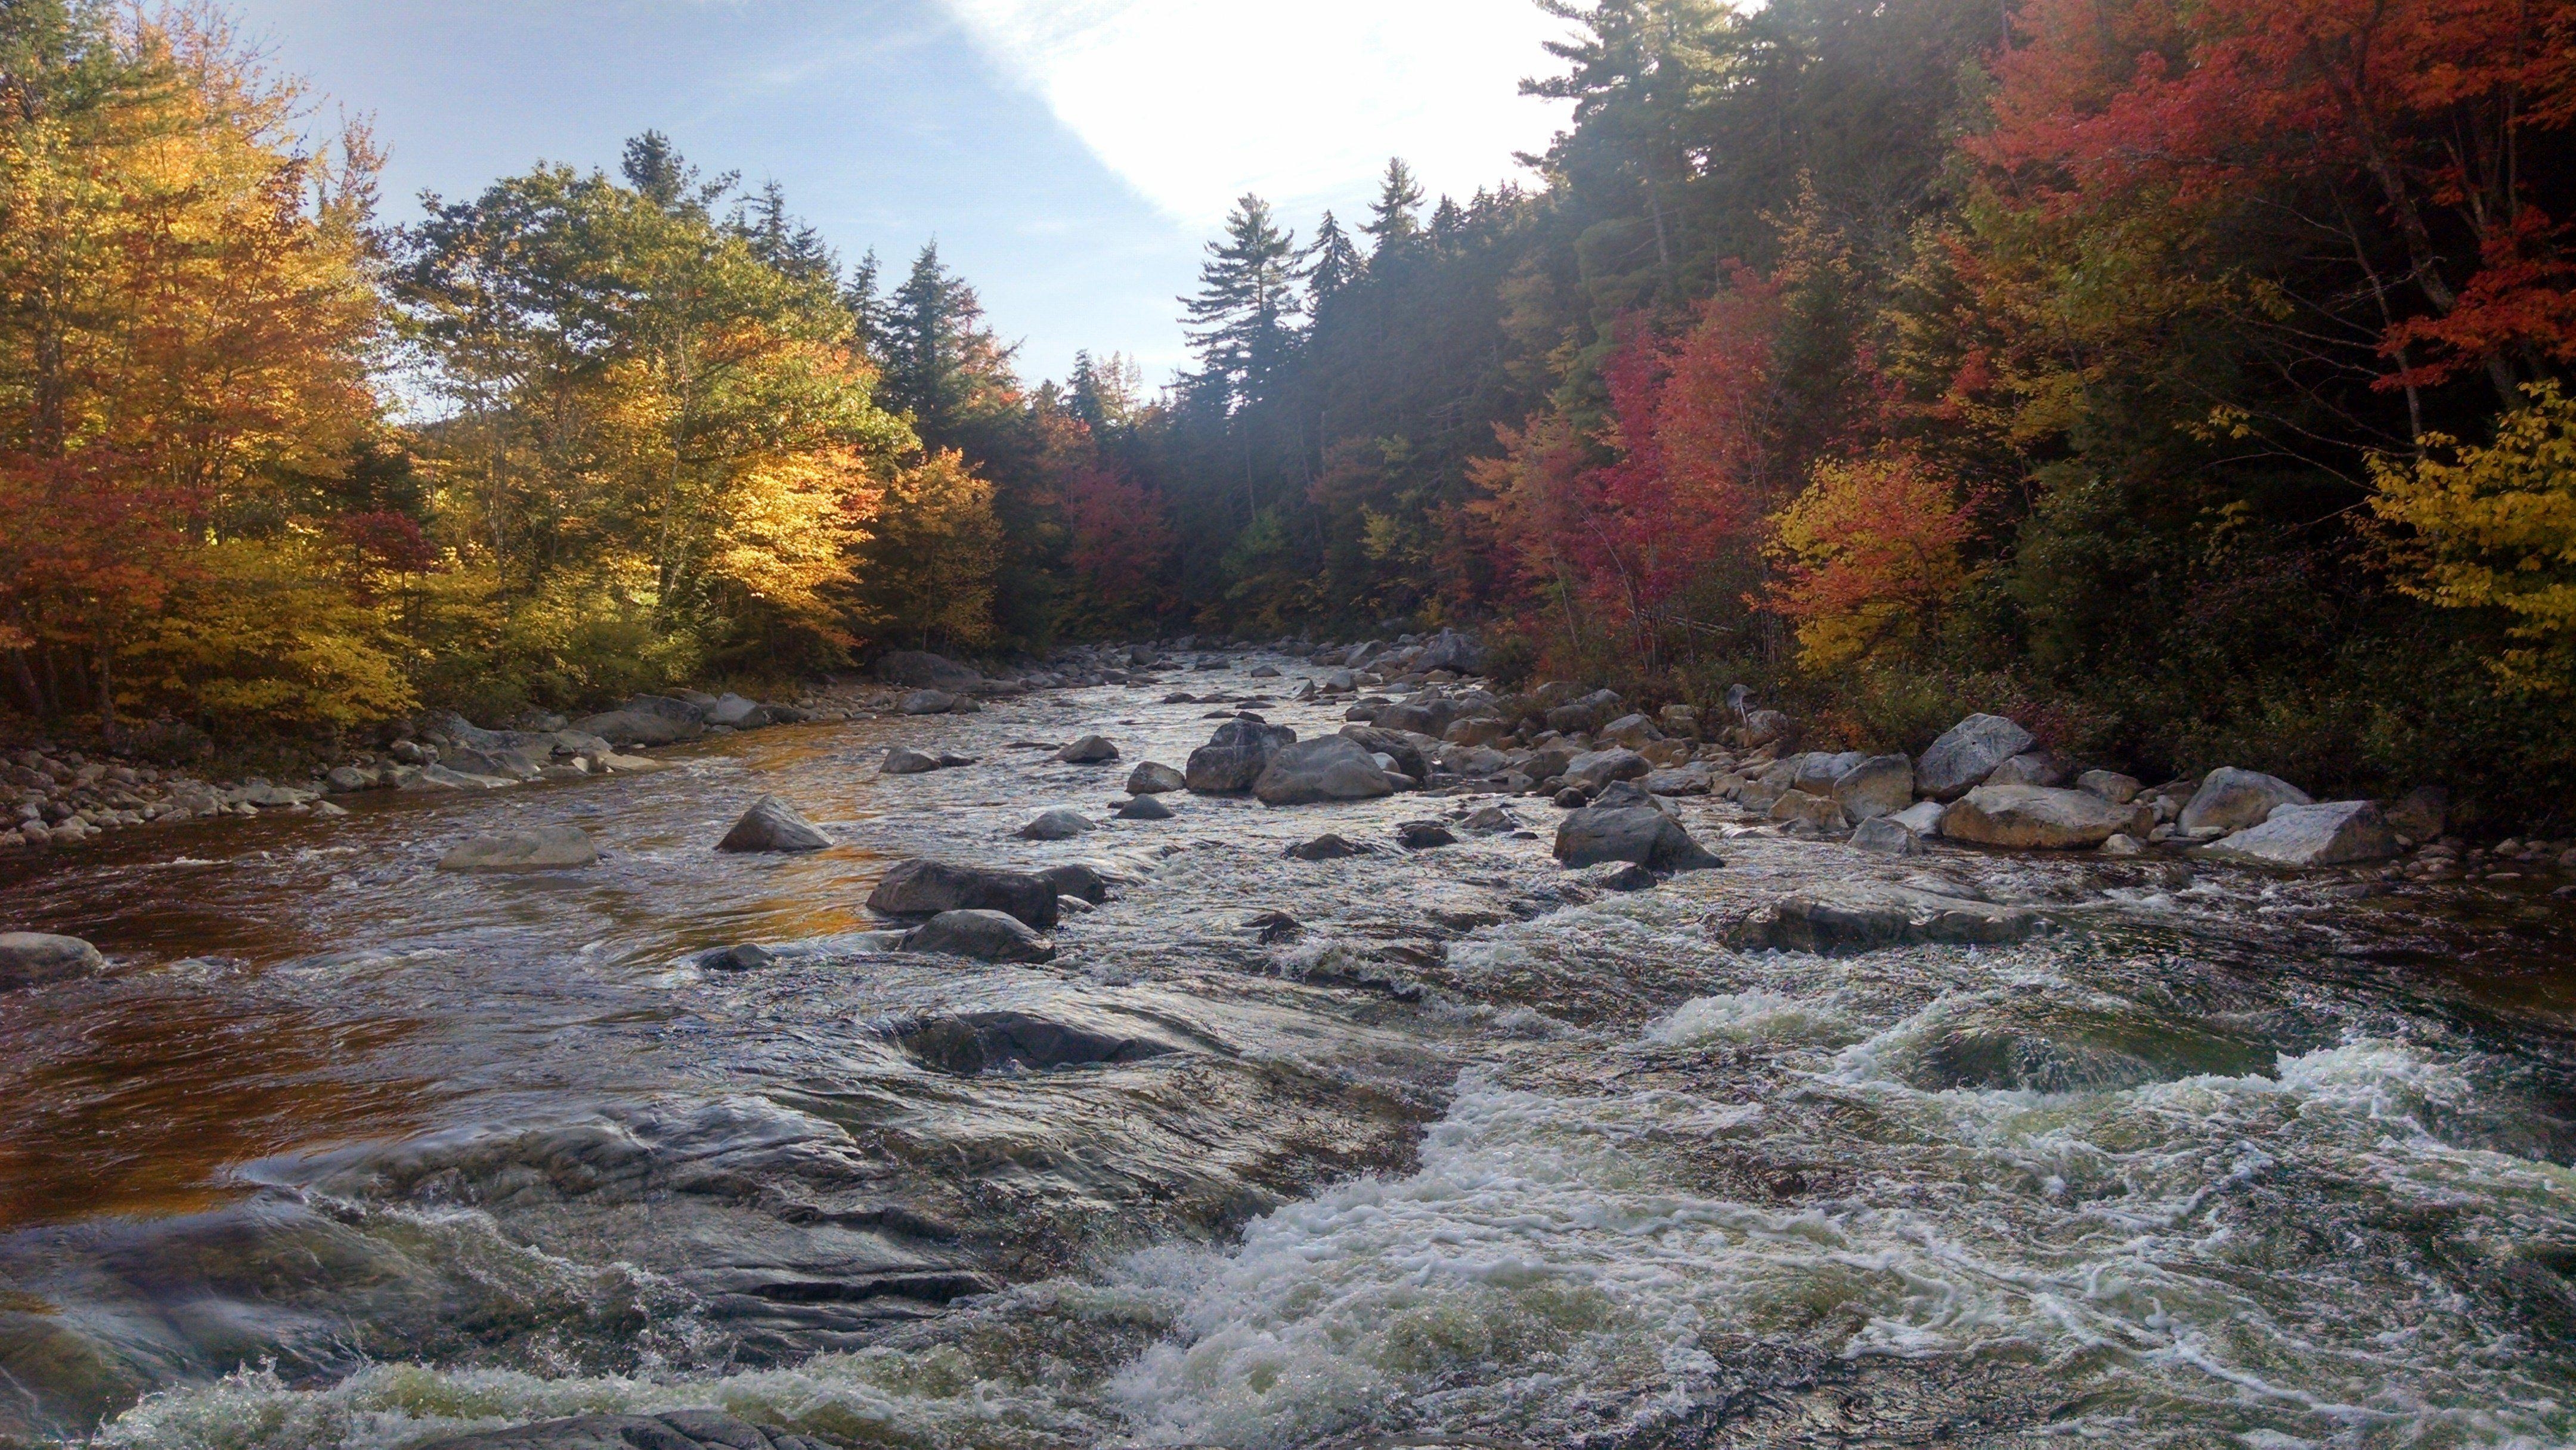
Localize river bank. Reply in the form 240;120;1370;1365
5;643;2576;1447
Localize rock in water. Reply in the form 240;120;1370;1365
1017;807;1097;841
1185;718;1297;793
1114;795;1174;820
1041;864;1109;903
1832;754;1915;822
438;826;598;872
415;1411;835;1450
894;1009;1175;1075
1396;820;1457;850
903;909;1057;963
2098;834;2147;857
881;746;943;775
718;795;831;853
1463;804;1522;834
2178;767;2312;833
868;859;1060;930
1125;761;1185;794
1850;816;1922;856
1254;736;1395;805
570;694;708;747
1723;885;2037;955
0;932;104;990
1917;714;2038;800
1055;735;1119;764
1286;833;1369;861
2195;801;2396;867
1562;747;1649;791
1338;726;1429;783
698;943;778;972
877;649;983;690
1553;805;1722;870
1939;785;2130;850
899;689;959;715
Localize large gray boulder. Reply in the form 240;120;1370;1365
876;650;983;690
414;1411;834;1450
902;909;1056;963
1723;885;2036;955
1553;805;1722;870
1339;725;1429;782
718;795;830;853
867;859;1059;931
1125;761;1185;795
1850;816;1923;856
899;689;959;715
1940;785;2131;850
1917;714;2038;801
1254;736;1396;805
881;746;943;776
1563;747;1650;792
1185;718;1298;794
1832;754;1914;821
571;695;708;748
2196;801;2397;867
0;932;104;991
2178;768;2312;834
1888;800;1947;837
438;826;598;872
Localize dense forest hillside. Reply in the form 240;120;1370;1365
4;0;2574;821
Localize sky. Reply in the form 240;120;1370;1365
225;0;1577;386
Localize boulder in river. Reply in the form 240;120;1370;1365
1917;714;2037;800
1553;805;1722;870
1888;800;1946;837
697;943;778;972
1114;794;1174;820
438;826;598;872
571;694;707;747
1017;807;1097;841
1395;820;1457;850
1769;790;1847;832
1055;735;1119;764
894;1009;1175;1076
1563;747;1649;792
1462;804;1522;835
1987;751;2070;788
1832;754;1914;822
2077;770;2141;804
877;649;983;690
2196;801;2397;867
2178;767;2312;834
1339;725;1429;783
1939;785;2130;850
868;859;1059;931
1286;832;1370;861
1723;884;2038;955
413;1411;834;1450
1185;718;1297;793
881;746;944;775
902;909;1057;963
1125;761;1185;794
0;932;104;991
1253;736;1395;805
1850;816;1923;856
1041;864;1109;904
1416;627;1481;673
718;795;831;853
899;689;959;715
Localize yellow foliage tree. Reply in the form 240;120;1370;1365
1764;451;1979;671
2369;382;2576;690
847;448;1002;649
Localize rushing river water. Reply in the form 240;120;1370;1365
7;658;2576;1449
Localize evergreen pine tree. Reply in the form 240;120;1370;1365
883;241;1017;441
732;179;837;286
1361;159;1425;258
1304;210;1364;299
843;249;890;358
1179;193;1300;413
618;130;734;215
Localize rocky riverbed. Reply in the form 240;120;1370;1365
6;642;2576;1449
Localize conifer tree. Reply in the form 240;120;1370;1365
1179;194;1301;412
1361;159;1425;258
1305;211;1364;299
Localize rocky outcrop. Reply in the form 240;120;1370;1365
0;932;104;990
1185;719;1297;794
1723;884;2036;955
1939;785;2132;850
2178;767;2312;834
438;826;599;872
866;860;1059;931
902;909;1056;963
2196;801;2397;867
1125;761;1185;795
1553;805;1722;870
1055;735;1119;764
1253;736;1394;805
717;796;831;853
1916;714;2037;800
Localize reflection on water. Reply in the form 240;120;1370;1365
4;664;2576;1448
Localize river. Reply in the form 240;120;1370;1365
5;656;2576;1448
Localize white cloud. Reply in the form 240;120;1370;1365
942;0;1575;228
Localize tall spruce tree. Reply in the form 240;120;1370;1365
882;242;1015;444
1179;194;1301;413
1305;211;1364;299
1361;159;1425;258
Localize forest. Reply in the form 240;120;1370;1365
4;0;2574;820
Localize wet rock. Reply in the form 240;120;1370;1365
1723;884;2037;955
1286;832;1370;861
1055;735;1119;764
2077;770;2141;804
2196;800;2397;867
1831;754;1914;822
2385;784;2450;841
1254;736;1395;805
1462;804;1522;834
899;689;959;715
901;909;1056;963
1917;714;2037;800
1125;761;1185;795
1554;805;1722;870
1039;864;1109;904
1114;795;1173;820
1395;820;1457;850
1574;860;1659;891
0;932;104;991
2178;767;2312;833
1940;784;2130;850
880;746;943;775
698;943;778;972
718;795;831;853
1017;807;1097;841
324;765;376;794
867;860;1058;931
413;1411;833;1450
1552;786;1589;808
1593;779;1674;814
894;1009;1175;1076
1851;816;1922;856
438;826;598;872
1563;747;1649;791
1247;909;1304;943
1184;718;1298;794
